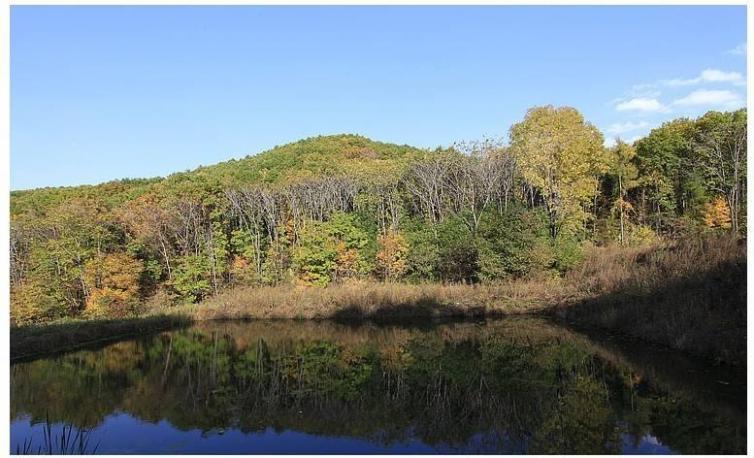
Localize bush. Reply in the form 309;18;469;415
477;207;553;278
171;255;213;302
551;237;584;273
403;221;440;281
293;225;338;286
376;232;409;280
438;241;479;283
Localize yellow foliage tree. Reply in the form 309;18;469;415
509;106;608;238
84;252;144;318
702;197;732;230
376;232;409;281
11;282;63;326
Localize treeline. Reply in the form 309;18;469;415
10;106;746;324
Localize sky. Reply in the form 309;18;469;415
10;6;747;190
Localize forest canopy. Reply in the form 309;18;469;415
10;106;747;325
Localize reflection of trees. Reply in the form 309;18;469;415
10;319;746;454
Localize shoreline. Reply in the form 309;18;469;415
10;235;747;366
10;307;745;371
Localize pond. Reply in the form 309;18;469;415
10;318;746;454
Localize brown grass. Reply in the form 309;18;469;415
162;278;571;322
555;234;746;365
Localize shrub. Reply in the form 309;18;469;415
438;241;479;283
477;207;553;277
171;255;213;302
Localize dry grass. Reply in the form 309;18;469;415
556;234;746;365
164;278;571;322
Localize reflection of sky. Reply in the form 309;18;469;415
620;433;677;455
11;414;531;454
10;413;678;454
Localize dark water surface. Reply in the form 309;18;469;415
10;318;746;454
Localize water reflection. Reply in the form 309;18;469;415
10;318;746;454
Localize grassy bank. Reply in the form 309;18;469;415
554;235;746;365
164;233;745;364
10;314;193;363
166;277;572;322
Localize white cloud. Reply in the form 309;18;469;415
700;69;744;84
672;89;744;108
605;121;650;135
664;68;745;87
628;83;661;98
615;98;668;112
726;43;747;56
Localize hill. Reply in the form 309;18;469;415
10;134;427;217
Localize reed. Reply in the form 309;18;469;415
15;416;99;455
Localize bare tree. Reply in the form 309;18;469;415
10;221;29;288
402;153;452;223
447;139;515;232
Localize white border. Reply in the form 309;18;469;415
0;2;749;458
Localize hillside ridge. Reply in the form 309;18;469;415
10;133;427;215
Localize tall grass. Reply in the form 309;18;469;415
556;234;746;365
170;278;568;322
15;416;99;455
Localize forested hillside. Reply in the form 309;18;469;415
10;107;747;325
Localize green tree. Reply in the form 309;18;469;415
635;119;696;231
172;255;213;302
695;109;747;233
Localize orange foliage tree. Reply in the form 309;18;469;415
376;232;409;281
84;252;144;318
702;197;732;230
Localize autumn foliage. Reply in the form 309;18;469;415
376;232;409;281
83;253;144;318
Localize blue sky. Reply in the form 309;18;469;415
11;6;747;190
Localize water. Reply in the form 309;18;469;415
10;318;746;454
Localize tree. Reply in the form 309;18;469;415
117;195;176;280
171;255;213;302
292;222;338;287
695;109;747;233
447;139;514;233
607;140;640;245
702;197;732;230
509;106;607;239
402;152;455;224
634;119;695;231
376;232;409;281
83;252;144;317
